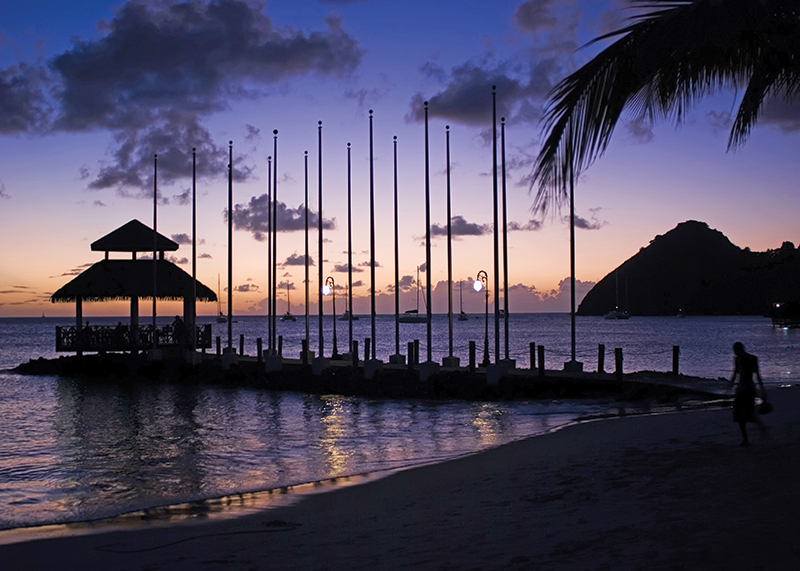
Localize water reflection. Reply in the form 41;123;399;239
1;373;607;530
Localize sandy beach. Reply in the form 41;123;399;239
3;388;799;570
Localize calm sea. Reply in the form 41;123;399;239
0;313;798;531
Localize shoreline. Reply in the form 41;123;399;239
5;389;798;569
0;396;735;540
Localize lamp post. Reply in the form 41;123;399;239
323;277;338;358
474;271;489;367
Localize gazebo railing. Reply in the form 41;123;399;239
56;324;212;352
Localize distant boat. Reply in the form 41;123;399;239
339;309;359;321
458;280;468;321
497;308;506;319
677;308;686;318
603;309;630;320
399;266;427;323
280;283;297;322
604;271;630;320
216;275;227;323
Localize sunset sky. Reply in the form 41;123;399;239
2;0;799;318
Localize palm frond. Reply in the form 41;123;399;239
531;0;800;215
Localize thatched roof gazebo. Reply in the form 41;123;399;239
52;220;216;353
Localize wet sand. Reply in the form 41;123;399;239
3;388;799;570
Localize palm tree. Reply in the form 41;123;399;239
532;0;800;212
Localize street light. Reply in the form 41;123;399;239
323;276;338;358
473;270;489;367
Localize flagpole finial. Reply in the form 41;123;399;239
318;120;322;126
229;140;233;145
154;154;157;159
369;109;373;116
347;142;351;148
424;101;428;107
305;150;308;156
492;85;496;92
501;117;505;123
192;147;196;152
446;125;450;132
393;135;397;141
273;129;278;135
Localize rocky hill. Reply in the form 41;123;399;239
577;220;800;316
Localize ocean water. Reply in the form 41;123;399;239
0;313;798;531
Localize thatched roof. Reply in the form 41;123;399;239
51;260;216;303
91;219;179;253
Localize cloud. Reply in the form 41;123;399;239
706;110;733;135
625;117;654;144
233;194;335;240
760;96;800;133
334;263;364;273
283;253;315;266
277;280;296;290
513;0;559;34
431;215;489;237
567;208;607;231
0;180;8;198
234;283;260;293
358;260;381;268
508;219;542;232
0;62;51;134
199;252;213;259
171;233;192;245
1;0;363;194
50;262;94;278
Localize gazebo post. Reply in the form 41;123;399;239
76;296;83;356
130;296;139;354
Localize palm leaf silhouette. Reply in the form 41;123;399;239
532;0;800;214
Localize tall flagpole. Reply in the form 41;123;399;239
492;87;500;364
152;154;158;346
446;125;454;360
424;101;432;363
304;150;310;350
227;141;233;351
347;142;353;354
501;117;510;362
318;121;324;357
369;110;377;360
267;156;272;351
393;136;400;358
191;148;197;351
272;130;278;352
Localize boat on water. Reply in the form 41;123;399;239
338;309;359;321
458;280;469;321
399;266;427;323
603;271;630;320
280;283;297;322
216;275;227;323
603;308;630;320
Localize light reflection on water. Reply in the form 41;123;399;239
0;373;583;530
2;314;800;531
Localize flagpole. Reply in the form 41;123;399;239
227;141;233;351
267;155;272;352
446;125;454;361
152;154;158;346
393;135;400;359
369;110;377;360
191;148;197;351
492;87;500;364
304;150;310;351
347;142;353;354
318;121;324;358
424;101;432;363
272;130;278;352
501;117;510;362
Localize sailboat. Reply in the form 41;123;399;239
399;266;426;323
338;283;359;321
216;274;227;323
280;283;297;322
603;271;630;320
458;279;468;321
